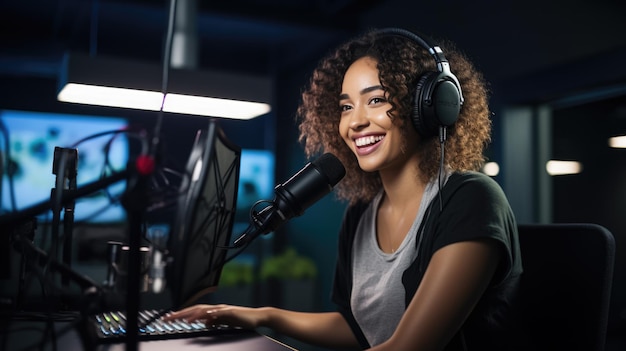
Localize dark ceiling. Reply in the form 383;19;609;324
0;0;376;79
2;0;626;88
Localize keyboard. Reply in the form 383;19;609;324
89;309;249;343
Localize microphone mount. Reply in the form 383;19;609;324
232;153;346;249
232;201;282;248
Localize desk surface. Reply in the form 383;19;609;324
4;319;297;351
95;332;298;351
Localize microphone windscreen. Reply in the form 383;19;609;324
312;153;346;186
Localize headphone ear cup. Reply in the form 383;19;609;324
412;72;439;138
412;71;462;138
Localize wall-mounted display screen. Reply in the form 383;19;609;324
235;149;275;224
0;109;129;223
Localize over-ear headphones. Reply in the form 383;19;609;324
374;28;464;139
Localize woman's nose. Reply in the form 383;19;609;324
349;106;369;129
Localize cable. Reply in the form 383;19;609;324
437;126;447;212
89;0;100;57
122;2;179;350
149;0;178;159
69;128;149;221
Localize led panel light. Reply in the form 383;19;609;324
163;93;271;119
546;160;583;176
57;52;272;120
58;83;164;111
608;135;626;148
481;162;500;176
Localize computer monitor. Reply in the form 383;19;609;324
0;109;129;223
167;119;241;309
234;149;275;225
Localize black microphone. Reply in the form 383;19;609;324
233;153;345;247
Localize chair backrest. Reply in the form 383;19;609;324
517;223;616;351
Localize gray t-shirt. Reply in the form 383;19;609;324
350;178;442;346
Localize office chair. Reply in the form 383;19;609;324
517;223;616;351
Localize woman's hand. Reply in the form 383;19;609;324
162;304;268;329
164;305;359;349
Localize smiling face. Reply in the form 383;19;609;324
339;56;419;174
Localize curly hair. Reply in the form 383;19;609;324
296;28;491;205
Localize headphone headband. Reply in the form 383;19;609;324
373;27;464;138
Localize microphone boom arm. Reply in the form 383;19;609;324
232;204;283;248
231;153;345;248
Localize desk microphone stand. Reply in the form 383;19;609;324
121;158;153;351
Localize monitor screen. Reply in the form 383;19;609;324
167;119;241;309
0;109;129;223
235;149;275;225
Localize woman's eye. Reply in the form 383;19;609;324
340;104;352;112
370;97;386;105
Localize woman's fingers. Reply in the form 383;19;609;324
163;304;216;321
161;304;259;329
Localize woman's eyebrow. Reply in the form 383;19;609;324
339;85;384;100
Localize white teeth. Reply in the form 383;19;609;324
355;135;384;147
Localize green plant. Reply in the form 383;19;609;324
218;260;255;287
260;247;318;281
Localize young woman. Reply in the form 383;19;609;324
164;27;524;351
